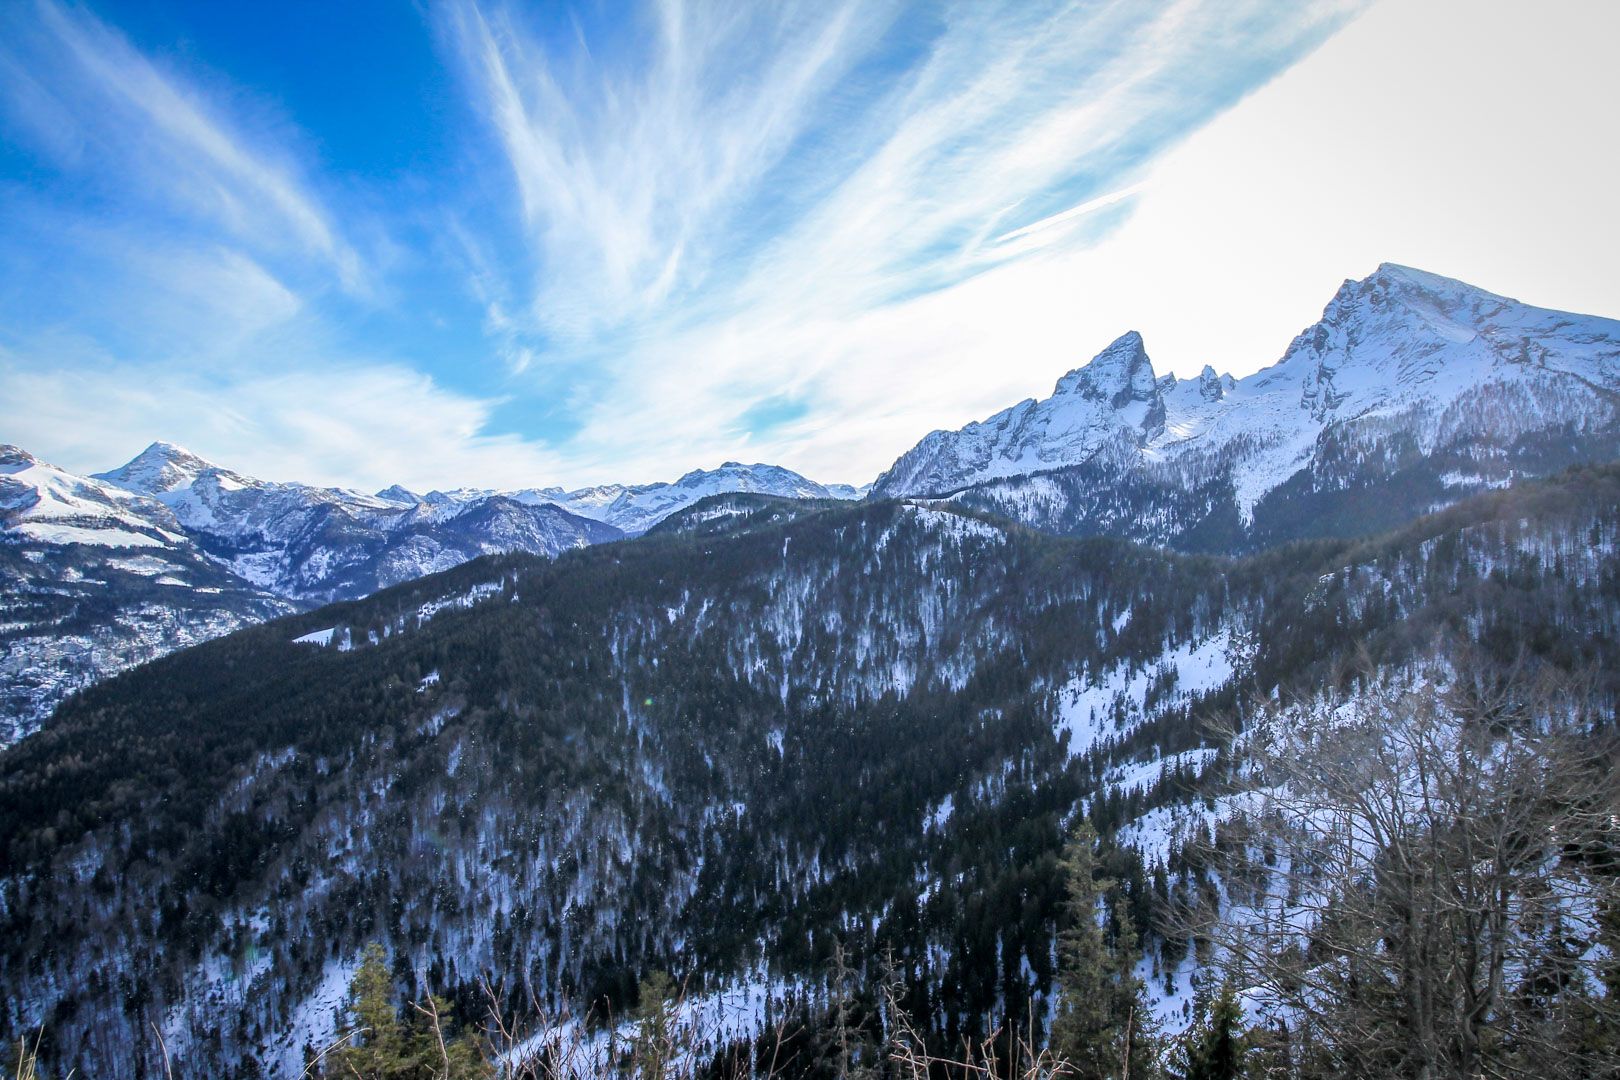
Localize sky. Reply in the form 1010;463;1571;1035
1;0;1617;493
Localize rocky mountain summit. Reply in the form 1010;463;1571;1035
875;264;1620;550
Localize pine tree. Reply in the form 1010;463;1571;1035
1109;895;1160;1078
1051;821;1111;1075
1051;820;1158;1080
334;942;406;1078
630;970;679;1080
326;942;492;1079
406;993;491;1080
1182;981;1243;1080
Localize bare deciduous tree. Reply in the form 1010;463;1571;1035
1197;656;1620;1080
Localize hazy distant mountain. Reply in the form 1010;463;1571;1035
94;442;624;602
544;461;862;534
389;461;863;537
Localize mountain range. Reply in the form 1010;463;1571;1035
876;263;1620;550
5;455;1616;1075
5;263;1618;743
1;446;856;740
2;260;1619;1075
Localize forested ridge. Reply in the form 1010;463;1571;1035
4;467;1620;1076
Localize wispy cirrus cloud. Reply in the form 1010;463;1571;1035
450;0;1361;482
0;0;361;291
21;0;1610;495
451;0;903;341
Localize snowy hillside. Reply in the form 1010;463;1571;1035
0;446;295;742
6;466;1617;1078
3;443;190;550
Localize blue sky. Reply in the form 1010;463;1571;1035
2;0;1617;492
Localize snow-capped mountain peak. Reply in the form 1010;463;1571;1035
1052;330;1159;407
1;444;186;548
96;440;239;496
1194;364;1232;402
876;262;1620;534
1265;261;1618;428
375;484;423;505
872;332;1173;497
674;461;819;493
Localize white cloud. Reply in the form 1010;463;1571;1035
0;355;569;494
498;0;1620;487
453;0;900;340
454;0;1360;484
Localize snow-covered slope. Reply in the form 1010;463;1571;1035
875;330;1172;496
2;444;189;550
873;264;1620;547
1;446;295;742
